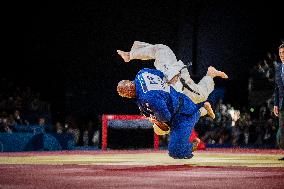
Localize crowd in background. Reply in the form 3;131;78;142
193;51;280;148
0;77;50;133
194;99;277;147
249;52;277;84
0;78;100;148
0;50;281;149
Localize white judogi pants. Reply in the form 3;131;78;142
130;41;214;104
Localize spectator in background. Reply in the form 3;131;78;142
0;118;13;133
67;126;80;145
263;118;276;145
91;122;100;147
38;117;46;127
259;103;269;121
267;95;275;110
8;114;16;126
38;117;52;132
86;121;94;146
30;97;40;112
82;120;100;147
54;121;64;134
256;61;265;78
13;110;23;125
236;113;251;145
273;44;284;160
231;122;240;146
92;130;100;147
66;118;80;145
215;99;227;115
265;52;277;82
262;60;269;75
201;117;219;144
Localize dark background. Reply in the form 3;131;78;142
9;0;284;119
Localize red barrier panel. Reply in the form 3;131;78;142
101;115;159;150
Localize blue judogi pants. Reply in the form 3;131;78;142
168;111;201;159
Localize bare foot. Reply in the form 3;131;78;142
204;102;215;119
207;66;228;79
117;50;130;62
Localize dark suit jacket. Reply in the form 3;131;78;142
274;62;284;110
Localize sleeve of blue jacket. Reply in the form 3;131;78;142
147;95;172;123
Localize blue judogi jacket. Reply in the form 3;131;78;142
134;68;202;159
134;68;199;124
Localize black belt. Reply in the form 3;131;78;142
180;78;200;95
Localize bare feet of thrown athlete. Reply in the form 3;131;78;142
207;66;228;79
117;50;131;62
204;102;215;119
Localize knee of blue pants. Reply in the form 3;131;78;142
168;141;193;159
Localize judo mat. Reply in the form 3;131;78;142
0;148;283;189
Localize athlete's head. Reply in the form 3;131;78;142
117;80;136;98
279;44;284;63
